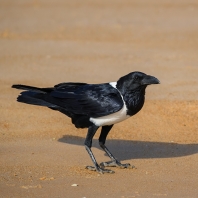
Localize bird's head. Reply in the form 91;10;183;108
116;71;160;92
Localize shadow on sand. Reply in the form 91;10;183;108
58;135;198;161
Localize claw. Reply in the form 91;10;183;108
85;165;115;174
86;166;96;171
100;160;135;169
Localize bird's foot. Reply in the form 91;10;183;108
100;160;135;169
85;165;115;174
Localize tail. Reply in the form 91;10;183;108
12;84;74;118
12;84;52;93
12;84;56;108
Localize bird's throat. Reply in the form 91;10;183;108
122;87;146;116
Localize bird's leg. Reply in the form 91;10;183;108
99;143;132;168
99;125;133;169
84;124;114;174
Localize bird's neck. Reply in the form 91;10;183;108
120;86;146;116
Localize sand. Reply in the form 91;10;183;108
0;0;198;197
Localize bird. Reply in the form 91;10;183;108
12;71;160;174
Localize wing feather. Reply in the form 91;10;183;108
48;83;123;118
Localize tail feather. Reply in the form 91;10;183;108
12;84;74;119
12;84;53;93
17;91;57;108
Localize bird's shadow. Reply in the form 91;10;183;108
58;135;198;161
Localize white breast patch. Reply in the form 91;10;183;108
89;82;130;126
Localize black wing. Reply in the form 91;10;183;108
47;83;123;118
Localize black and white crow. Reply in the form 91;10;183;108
12;71;159;174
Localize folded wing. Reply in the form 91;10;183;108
48;83;124;118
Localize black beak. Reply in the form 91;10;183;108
142;75;160;85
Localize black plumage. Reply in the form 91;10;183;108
12;71;159;174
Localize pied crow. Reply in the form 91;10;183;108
12;71;160;174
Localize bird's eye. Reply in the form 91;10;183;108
134;76;139;80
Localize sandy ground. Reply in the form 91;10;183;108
0;0;198;197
